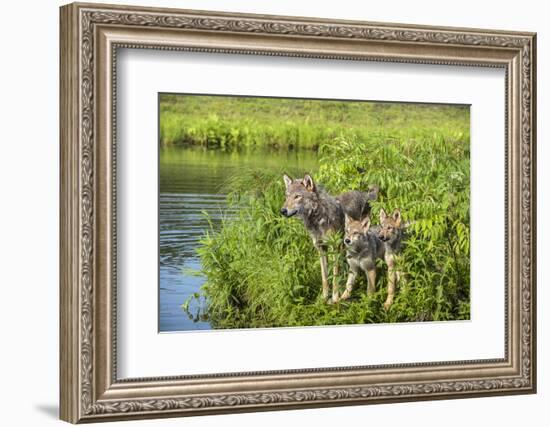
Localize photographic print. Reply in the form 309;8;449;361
159;94;471;332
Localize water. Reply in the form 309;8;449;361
159;146;318;332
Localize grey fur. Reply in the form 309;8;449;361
336;186;379;220
297;186;344;247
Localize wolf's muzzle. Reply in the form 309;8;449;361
280;208;297;217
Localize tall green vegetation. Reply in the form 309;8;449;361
191;99;470;328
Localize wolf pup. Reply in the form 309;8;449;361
280;173;377;303
342;214;385;300
378;208;405;309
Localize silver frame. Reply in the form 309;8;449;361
60;2;537;423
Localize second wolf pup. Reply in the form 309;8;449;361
342;214;385;300
378;208;405;310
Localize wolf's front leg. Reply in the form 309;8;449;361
319;251;330;300
383;253;399;310
384;267;397;310
330;261;340;303
366;268;377;295
340;270;357;300
359;259;377;295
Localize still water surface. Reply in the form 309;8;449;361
159;146;318;332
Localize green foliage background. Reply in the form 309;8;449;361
168;95;471;328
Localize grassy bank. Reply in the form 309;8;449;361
160;94;470;150
195;102;470;328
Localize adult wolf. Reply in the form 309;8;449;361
342;214;385;301
280;173;377;302
378;208;405;309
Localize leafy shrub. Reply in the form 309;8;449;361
317;130;470;323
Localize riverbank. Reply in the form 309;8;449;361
159;94;470;150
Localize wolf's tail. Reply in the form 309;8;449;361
365;184;379;201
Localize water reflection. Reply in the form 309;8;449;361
159;145;318;332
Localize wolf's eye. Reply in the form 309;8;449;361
294;195;301;200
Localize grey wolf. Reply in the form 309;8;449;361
378;208;405;309
342;214;385;300
280;173;377;302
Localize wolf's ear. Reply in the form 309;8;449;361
379;208;387;222
392;209;402;225
344;213;352;227
303;174;316;192
361;216;371;233
283;174;293;189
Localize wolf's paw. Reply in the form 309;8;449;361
328;294;340;304
339;290;351;300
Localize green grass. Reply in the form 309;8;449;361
189;98;471;329
159;94;469;150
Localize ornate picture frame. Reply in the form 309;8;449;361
60;2;536;423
